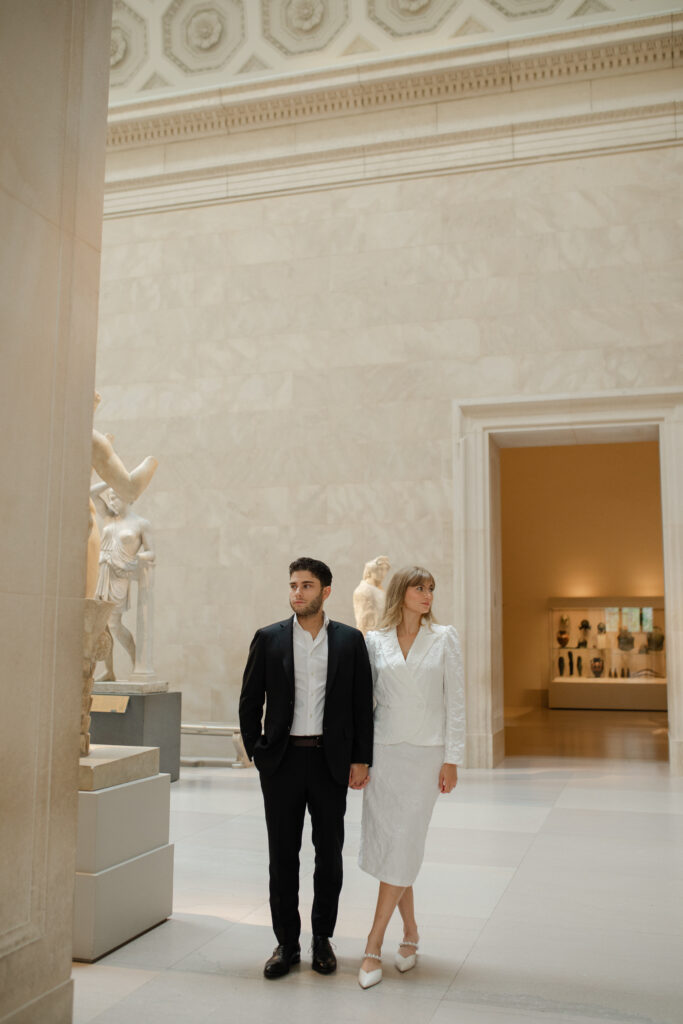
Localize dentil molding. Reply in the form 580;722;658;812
104;14;683;213
108;15;682;146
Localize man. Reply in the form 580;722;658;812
239;557;374;979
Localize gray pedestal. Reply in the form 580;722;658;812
74;746;174;962
89;690;182;781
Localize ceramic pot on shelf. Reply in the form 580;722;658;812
590;656;604;678
617;628;634;652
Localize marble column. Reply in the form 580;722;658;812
0;1;112;1021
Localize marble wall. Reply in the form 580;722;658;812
0;1;112;1020
95;142;683;725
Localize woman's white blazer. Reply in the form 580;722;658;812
365;623;465;765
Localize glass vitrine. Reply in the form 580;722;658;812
548;597;666;710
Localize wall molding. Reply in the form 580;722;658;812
104;100;681;215
104;13;683;214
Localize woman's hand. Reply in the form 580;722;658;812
349;763;370;790
439;763;458;794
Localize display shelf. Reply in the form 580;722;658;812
549;677;667;711
548;597;666;711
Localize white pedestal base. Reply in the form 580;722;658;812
78;744;160;791
93;679;169;695
73;844;173;962
74;747;173;962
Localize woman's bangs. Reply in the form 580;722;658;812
406;568;435;589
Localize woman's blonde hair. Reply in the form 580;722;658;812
379;565;436;630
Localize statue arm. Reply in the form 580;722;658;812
91;430;158;504
90;480;109;515
137;521;155;564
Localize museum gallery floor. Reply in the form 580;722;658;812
72;728;683;1024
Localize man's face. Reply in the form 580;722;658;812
289;571;330;618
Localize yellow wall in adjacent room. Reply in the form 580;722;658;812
500;442;664;710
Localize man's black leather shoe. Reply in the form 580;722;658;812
311;936;337;974
264;943;301;979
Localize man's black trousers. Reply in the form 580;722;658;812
259;743;348;946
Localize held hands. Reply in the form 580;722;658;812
439;763;458;794
349;763;370;790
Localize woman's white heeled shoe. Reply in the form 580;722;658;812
358;952;382;989
395;940;418;973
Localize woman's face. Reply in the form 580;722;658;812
106;491;127;516
403;579;434;617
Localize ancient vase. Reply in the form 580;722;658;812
590;656;604;678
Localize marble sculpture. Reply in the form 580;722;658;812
353;556;391;635
92;485;156;681
86;391;158;598
80;392;158;755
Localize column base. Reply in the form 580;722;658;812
669;736;683;775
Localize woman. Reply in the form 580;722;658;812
357;566;465;989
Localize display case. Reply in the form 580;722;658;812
548;598;667;711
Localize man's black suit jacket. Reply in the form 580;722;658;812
239;617;374;786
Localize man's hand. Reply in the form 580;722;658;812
439;763;458;794
349;763;370;790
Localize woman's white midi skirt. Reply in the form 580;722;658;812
358;742;444;887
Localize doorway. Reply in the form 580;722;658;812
451;389;683;772
500;441;667;762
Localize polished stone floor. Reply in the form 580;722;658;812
73;719;683;1024
505;708;669;761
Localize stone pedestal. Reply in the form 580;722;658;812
73;745;174;963
89;690;181;781
93;679;169;695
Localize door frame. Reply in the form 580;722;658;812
452;388;683;772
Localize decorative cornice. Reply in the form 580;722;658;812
103;13;683;215
104;102;681;216
107;14;682;149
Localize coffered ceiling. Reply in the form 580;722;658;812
109;0;682;102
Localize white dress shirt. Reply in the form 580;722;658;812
291;612;329;736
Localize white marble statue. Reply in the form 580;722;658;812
91;485;156;681
79;393;159;756
353;556;391;635
86;391;158;599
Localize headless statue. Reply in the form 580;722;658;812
353;556;391;635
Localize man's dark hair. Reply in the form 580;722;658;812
289;557;332;589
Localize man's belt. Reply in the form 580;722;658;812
290;735;323;747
